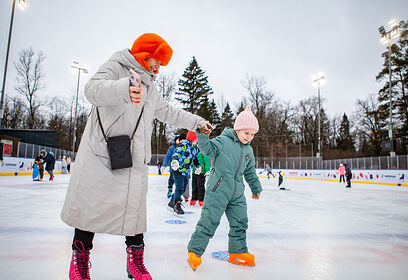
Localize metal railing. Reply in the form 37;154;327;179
17;142;75;160
256;155;408;170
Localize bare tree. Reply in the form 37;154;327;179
241;74;271;115
0;95;26;128
294;96;329;154
156;72;177;102
353;94;387;155
14;47;46;128
154;72;178;153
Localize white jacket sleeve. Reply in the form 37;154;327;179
84;61;131;106
153;91;206;130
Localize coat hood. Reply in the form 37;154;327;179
110;49;156;83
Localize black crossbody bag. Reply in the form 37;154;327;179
96;106;144;170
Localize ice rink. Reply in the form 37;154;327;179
0;173;408;280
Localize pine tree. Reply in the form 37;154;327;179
176;57;214;114
218;102;235;133
336;113;355;151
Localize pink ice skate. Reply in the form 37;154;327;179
126;245;152;280
69;240;91;280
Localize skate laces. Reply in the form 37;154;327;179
74;240;92;279
128;246;148;275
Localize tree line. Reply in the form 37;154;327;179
1;20;407;159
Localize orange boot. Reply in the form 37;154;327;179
228;252;255;266
187;252;202;271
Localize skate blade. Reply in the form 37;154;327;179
166;207;185;218
228;260;255;267
187;259;197;271
173;212;185;218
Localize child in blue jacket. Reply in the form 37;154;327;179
169;131;199;214
163;133;186;198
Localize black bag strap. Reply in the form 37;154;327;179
96;106;144;142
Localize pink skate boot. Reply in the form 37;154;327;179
69;240;91;280
126;245;152;280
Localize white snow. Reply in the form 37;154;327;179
0;174;407;280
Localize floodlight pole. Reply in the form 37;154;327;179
72;69;81;154
387;36;394;156
71;62;88;155
312;75;325;159
0;0;17;124
379;20;399;157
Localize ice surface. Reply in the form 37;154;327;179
0;174;408;279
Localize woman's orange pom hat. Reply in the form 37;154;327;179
130;33;173;73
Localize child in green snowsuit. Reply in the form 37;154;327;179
187;107;262;270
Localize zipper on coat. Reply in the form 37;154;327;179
212;176;223;192
231;144;243;200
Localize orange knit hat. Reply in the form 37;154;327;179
130;33;173;73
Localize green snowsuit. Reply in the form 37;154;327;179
187;127;262;256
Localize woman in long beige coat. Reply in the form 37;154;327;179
61;33;209;280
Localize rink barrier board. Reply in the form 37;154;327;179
2;172;407;187
1;158;407;187
258;176;408;187
4;171;406;187
148;172;408;187
0;171;65;176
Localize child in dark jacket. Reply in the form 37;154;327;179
169;131;200;214
34;156;44;181
163;133;186;198
187;107;262;270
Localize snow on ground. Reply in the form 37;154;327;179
0;173;407;280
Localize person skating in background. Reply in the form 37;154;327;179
60;33;212;280
338;163;345;183
344;163;352;188
169;131;200;215
187;106;262;271
278;171;285;190
40;149;55;181
190;151;211;207
66;155;72;174
32;158;40;181
262;163;274;179
62;156;68;174
163;133;186;198
157;160;162;175
35;156;44;181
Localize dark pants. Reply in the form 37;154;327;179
346;174;352;187
47;169;54;177
168;169;174;191
73;228;144;251
267;171;273;179
339;175;345;182
192;173;206;201
39;168;44;179
67;164;71;173
172;173;189;202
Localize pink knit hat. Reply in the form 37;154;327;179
234;106;259;132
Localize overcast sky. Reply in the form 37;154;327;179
1;0;407;119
